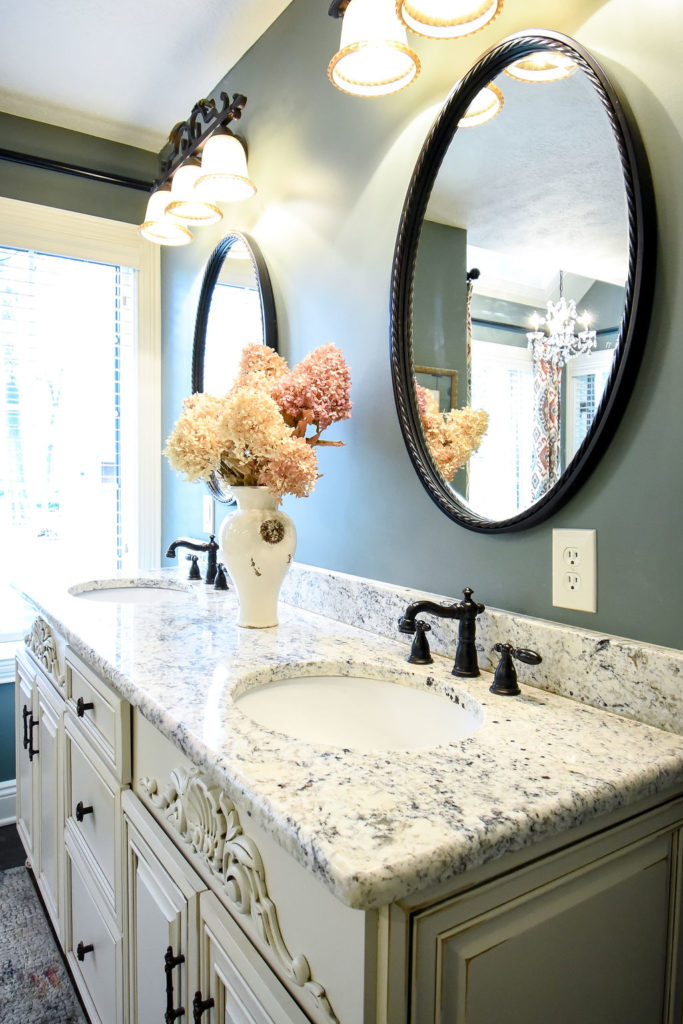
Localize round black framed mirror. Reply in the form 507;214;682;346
192;231;278;502
390;30;656;533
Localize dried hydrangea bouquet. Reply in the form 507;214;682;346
415;383;488;482
165;343;352;626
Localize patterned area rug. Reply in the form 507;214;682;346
0;867;88;1023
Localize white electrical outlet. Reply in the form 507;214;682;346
203;494;215;534
552;529;597;612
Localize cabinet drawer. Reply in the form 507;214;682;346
66;648;131;783
66;717;120;906
66;840;123;1024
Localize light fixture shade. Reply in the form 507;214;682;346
138;186;193;246
195;132;257;202
165;159;223;225
397;0;503;39
458;82;504;127
328;0;420;97
504;52;578;83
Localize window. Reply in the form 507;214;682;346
0;199;160;641
468;339;535;520
565;349;614;462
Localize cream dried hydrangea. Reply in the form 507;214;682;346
416;383;488;481
163;393;228;482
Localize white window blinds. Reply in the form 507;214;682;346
0;245;137;639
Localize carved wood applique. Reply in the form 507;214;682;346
140;767;339;1023
25;617;63;684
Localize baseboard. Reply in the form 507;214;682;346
0;779;17;826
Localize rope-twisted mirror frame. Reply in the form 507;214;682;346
390;30;656;533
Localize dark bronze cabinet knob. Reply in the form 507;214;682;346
76;696;95;717
193;991;215;1022
77;940;94;961
75;801;94;822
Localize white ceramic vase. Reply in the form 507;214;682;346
219;486;296;628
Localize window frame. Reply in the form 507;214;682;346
0;196;161;570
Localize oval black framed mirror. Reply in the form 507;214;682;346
192;231;278;502
390;30;656;533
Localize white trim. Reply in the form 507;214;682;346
0;779;17;826
565;348;614;463
0;197;161;569
0;656;15;685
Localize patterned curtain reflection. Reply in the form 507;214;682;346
531;357;562;500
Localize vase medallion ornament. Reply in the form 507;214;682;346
219;486;296;627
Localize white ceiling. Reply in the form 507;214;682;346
0;0;294;153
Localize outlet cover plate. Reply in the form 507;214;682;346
552;528;597;612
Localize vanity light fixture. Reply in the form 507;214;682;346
396;0;503;40
527;271;597;366
138;185;193;246
138;92;256;247
457;82;504;127
195;129;257;202
165;158;223;225
328;0;420;97
504;51;577;83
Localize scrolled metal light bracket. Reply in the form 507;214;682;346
155;92;247;188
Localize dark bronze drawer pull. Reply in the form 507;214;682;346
164;945;186;1022
77;941;94;961
22;704;31;749
76;696;95;717
75;801;94;822
193;992;214;1022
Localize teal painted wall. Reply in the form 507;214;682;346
0;684;14;782
0;112;154;223
161;0;683;650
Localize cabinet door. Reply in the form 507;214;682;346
123;791;205;1024
412;831;674;1024
197;891;310;1024
14;654;37;863
35;671;63;936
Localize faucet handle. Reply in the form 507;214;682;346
186;554;201;580
406;620;433;665
398;614;416;635
490;643;542;696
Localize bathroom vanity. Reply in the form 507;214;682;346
14;572;683;1023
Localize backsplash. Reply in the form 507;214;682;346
281;564;683;736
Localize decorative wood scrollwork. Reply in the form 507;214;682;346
25;617;63;684
140;768;339;1023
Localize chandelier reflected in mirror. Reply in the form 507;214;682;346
526;271;597;366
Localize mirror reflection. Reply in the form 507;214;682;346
412;58;629;521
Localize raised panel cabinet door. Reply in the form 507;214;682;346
14;655;36;863
197;891;311;1024
413;832;673;1024
35;672;63;936
122;791;205;1024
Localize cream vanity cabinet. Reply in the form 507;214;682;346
15;616;683;1024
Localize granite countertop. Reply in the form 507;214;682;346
18;573;683;910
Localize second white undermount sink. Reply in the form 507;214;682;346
235;670;483;751
69;579;192;604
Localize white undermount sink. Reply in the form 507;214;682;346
235;669;484;751
68;579;192;604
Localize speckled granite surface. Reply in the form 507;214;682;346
17;571;683;910
283;564;683;735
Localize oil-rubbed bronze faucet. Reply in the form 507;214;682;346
165;535;218;585
398;587;485;677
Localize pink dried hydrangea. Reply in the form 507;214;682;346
416;383;488;481
235;343;289;389
271;343;352;436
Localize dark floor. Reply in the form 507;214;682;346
0;823;26;870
